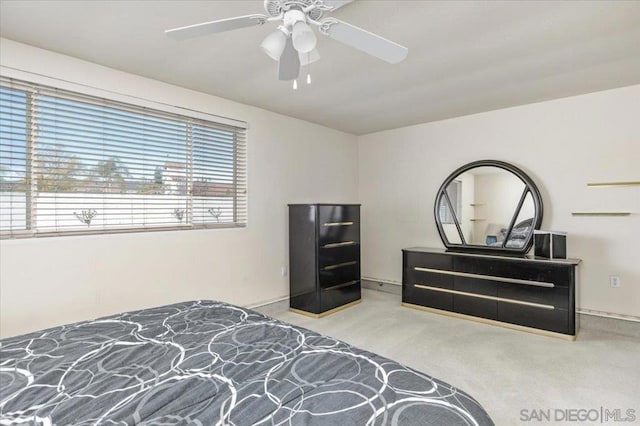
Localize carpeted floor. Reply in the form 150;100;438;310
257;289;640;425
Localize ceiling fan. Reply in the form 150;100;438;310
165;0;408;84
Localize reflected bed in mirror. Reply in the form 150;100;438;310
435;160;543;255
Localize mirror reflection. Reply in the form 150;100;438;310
504;192;535;248
438;181;463;244
438;166;534;248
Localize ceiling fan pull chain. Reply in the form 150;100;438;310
306;52;312;85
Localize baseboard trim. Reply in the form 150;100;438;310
246;295;289;309
361;278;401;295
247;296;289;318
577;308;640;323
576;310;640;338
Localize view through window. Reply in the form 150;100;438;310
0;77;247;238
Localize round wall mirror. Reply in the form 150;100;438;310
434;160;543;255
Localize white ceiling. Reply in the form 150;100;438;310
1;1;639;135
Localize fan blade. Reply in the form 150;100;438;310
166;14;268;40
278;37;300;81
322;0;355;11
320;18;407;64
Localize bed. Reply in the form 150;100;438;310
487;218;534;249
0;300;493;425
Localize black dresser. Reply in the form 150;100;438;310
289;204;361;317
402;248;581;339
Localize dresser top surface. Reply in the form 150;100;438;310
403;247;582;265
288;203;361;206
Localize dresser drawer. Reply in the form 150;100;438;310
319;261;360;289
318;205;360;245
498;302;570;334
405;267;453;290
318;222;360;246
318;243;359;268
454;276;497;296
318;205;359;224
454;294;497;320
454;257;572;288
403;283;453;311
405;251;452;270
498;282;569;309
321;281;361;312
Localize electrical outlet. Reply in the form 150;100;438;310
281;266;288;277
610;275;621;288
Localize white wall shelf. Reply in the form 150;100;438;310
571;212;631;217
587;181;640;188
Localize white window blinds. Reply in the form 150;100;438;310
0;76;247;238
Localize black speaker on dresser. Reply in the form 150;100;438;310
289;204;361;317
534;230;567;259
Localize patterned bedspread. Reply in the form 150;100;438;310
0;300;493;425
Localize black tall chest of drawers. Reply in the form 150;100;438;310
289;204;361;317
402;248;581;339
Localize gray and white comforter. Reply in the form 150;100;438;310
0;300;493;425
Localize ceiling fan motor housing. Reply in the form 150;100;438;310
263;0;324;21
283;9;307;29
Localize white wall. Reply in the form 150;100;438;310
359;85;640;317
0;39;359;337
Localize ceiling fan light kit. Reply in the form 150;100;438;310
292;21;317;53
165;0;408;84
261;27;288;60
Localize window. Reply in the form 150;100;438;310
439;179;461;224
0;76;247;238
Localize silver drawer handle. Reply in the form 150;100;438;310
324;261;358;270
323;280;360;291
323;222;354;227
322;241;357;248
413;284;555;310
414;267;555;288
